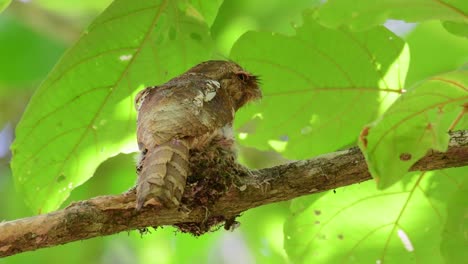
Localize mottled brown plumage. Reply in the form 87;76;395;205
135;60;261;210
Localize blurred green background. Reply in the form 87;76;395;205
0;0;466;263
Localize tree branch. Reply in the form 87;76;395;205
1;130;467;257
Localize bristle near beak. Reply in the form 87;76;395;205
252;75;261;83
250;77;262;100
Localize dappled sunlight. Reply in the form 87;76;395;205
262;214;289;261
268;139;288;153
284;171;459;263
378;43;410;116
215;17;258;56
1;0;466;262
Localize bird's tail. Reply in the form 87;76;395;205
136;138;190;210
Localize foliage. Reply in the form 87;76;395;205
360;70;467;188
285;168;466;263
0;0;10;13
316;0;468;37
1;0;467;263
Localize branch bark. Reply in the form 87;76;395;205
1;130;467;257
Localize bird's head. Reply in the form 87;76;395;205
187;60;262;110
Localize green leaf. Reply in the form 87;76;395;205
62;154;137;205
167;228;221;263
284;169;467;263
35;0;113;16
315;0;468;31
184;0;223;26
211;0;321;55
0;0;10;13
405;21;468;88
359;70;467;189
230;13;408;159
442;21;468;38
10;0;214;213
240;203;290;263
0;15;66;87
441;169;468;263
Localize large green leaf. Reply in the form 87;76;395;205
284;168;467;263
230;13;408;159
359;70;467;189
10;0;217;213
315;0;468;31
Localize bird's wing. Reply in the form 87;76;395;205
136;77;234;150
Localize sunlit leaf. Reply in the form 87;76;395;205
184;0;223;26
35;0;113;16
10;0;214;213
212;0;321;56
441;170;468;263
240;203;290;263
405;21;468;88
442;21;468;38
284;168;467;263
62;154;137;205
171;229;222;263
230;12;408;159
315;0;468;31
137;227;221;264
0;0;10;13
359;70;467;189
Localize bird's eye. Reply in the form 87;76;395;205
236;72;249;82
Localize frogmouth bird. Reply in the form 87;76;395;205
135;60;261;210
